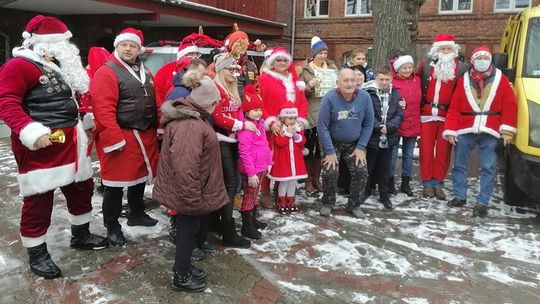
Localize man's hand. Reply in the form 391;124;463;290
244;121;257;133
271;123;280;136
34;134;52;150
448;135;458;146
399;99;406;109
502;133;513;146
380;124;387;135
349;149;367;167
248;175;259;188
323;154;338;170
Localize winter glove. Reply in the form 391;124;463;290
248;175;259;188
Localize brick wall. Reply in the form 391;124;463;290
293;0;540;65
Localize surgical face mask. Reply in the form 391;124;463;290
473;59;491;72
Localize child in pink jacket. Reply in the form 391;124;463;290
237;85;273;240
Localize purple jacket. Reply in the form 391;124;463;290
237;119;273;177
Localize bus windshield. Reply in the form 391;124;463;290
524;17;540;77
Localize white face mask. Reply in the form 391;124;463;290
473;59;491;72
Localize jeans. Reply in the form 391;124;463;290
451;133;498;206
389;136;417;178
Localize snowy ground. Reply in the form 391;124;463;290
1;138;540;303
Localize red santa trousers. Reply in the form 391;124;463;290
419;121;452;183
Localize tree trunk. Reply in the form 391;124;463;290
372;0;425;69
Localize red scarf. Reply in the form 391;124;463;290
469;65;494;99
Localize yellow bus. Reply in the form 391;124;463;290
494;5;540;205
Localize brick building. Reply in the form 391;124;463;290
294;0;540;66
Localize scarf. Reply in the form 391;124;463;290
469;65;494;99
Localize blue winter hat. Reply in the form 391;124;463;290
311;36;328;57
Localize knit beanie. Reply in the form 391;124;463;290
183;71;220;108
311;36;328;57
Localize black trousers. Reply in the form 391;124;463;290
304;128;322;160
366;147;392;195
102;182;146;229
174;214;204;275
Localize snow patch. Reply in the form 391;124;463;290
277;281;316;294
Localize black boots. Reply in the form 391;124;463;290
447;198;467;208
380;193;393;209
388;177;397;195
107;226;127;246
241;210;262;240
172;269;207;293
473;204;489;217
127;212;158;227
70;223;109;250
252;206;268;230
221;219;251;248
400;175;414;196
27;243;61;279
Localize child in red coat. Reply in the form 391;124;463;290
269;107;308;214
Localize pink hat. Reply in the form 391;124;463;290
22;15;72;42
114;27;144;50
432;33;456;48
470;45;492;62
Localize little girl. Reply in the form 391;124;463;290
269;107;307;214
237;85;273;239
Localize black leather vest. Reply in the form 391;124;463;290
106;61;157;131
23;61;78;129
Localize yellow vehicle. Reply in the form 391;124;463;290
494;5;540;204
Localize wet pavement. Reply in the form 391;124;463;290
1;137;540;304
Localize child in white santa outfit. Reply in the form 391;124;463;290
269;107;308;214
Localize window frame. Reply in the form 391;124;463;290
305;0;329;18
438;0;473;14
494;0;531;12
344;0;372;17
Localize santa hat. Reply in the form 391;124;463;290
87;47;110;78
392;55;414;72
175;56;193;73
279;107;299;118
22;15;72;43
311;36;328;57
432;33;456;49
177;42;198;60
266;47;293;67
114;27;144;51
242;85;264;112
470;45;492;62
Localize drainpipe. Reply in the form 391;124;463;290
290;0;296;58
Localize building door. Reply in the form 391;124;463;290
0;31;10;66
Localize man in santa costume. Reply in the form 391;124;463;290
443;46;517;217
90;27;159;246
418;33;468;200
0;15;108;279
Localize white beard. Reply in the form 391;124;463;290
433;52;457;83
32;40;89;93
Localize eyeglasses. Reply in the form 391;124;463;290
275;58;290;63
187;52;201;58
226;67;241;72
211;100;219;106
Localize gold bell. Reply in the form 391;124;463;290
49;130;66;144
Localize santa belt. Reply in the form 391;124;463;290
460;111;501;116
422;101;449;110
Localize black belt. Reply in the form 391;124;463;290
422;101;449;111
460;111;501;116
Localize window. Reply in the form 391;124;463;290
345;0;372;16
524;18;540;77
495;0;531;11
439;0;472;13
305;0;329;18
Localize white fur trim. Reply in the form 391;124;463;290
421;115;445;123
266;51;293;67
133;130;154;184
19;122;51;151
457;127;500;139
462;69;502;135
296;80;306;91
279;107;298;118
82;113;94;131
500;124;517;133
264;70;296;102
294;134;303;144
432;40;456;49
68;211;92;225
114;33;142;48
18;163;77;197
24;31;72;43
442;129;458;139
393;55;414;72
216;132;238;143
471;51;492;62
103;139;126;153
20;234;47;248
268;174;308;182
297;117;309;129
74;122;94;182
102;176;149;187
177;45;198;60
232;119;244;132
264;116;278;131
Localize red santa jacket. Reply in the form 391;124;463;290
0;50;93;197
418;59;463;123
258;70;309;130
90;53;159;187
212;83;244;143
269;124;307;181
442;69;517;139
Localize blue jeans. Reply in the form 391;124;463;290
389;136;417;178
451;133;498;206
